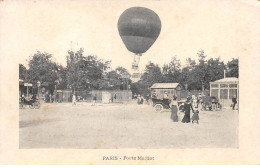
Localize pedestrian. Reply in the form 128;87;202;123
191;95;197;108
111;94;113;103
145;94;149;104
182;97;194;123
52;94;56;103
232;95;237;110
140;96;144;104
203;93;212;110
152;92;156;99
72;94;76;105
163;91;169;100
49;94;52;103
196;94;201;108
200;93;204;106
92;94;97;106
170;95;179;122
137;95;141;104
191;107;199;124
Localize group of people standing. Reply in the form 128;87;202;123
169;95;199;124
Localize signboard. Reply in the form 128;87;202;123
121;73;131;79
24;83;32;87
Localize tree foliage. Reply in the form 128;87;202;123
25;51;59;92
135;50;239;95
227;58;238;78
19;49;239;96
19;64;27;80
66;49;111;91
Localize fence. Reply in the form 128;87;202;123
49;89;132;103
91;90;132;103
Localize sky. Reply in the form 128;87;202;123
1;0;260;73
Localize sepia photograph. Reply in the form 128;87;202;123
1;0;260;165
18;1;239;149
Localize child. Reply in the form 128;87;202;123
191;108;199;124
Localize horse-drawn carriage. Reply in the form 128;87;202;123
19;94;40;109
201;96;222;111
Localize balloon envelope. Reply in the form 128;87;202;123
118;7;161;54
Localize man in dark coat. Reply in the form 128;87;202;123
232;95;237;110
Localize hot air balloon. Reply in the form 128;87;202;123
118;7;161;70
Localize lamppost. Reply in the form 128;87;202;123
37;81;41;100
201;80;204;91
224;67;230;78
184;83;188;90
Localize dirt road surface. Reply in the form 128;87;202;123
19;103;238;148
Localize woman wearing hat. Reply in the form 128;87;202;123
169;95;179;122
182;97;194;123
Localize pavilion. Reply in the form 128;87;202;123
210;77;239;107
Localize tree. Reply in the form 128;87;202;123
179;58;196;89
66;49;111;91
115;66;131;90
19;64;27;80
186;57;196;71
26;51;59;92
106;70;122;90
182;51;227;90
56;65;68;90
227;58;238;78
135;62;164;96
185;50;208;90
205;57;225;83
141;62;164;86
162;56;182;83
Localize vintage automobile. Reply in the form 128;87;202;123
152;97;185;113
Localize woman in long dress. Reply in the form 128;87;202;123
170;96;179;122
182;97;194;123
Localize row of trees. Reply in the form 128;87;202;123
19;49;238;96
134;50;238;96
19;49;131;94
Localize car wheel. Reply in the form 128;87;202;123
212;104;216;111
29;104;34;109
34;102;40;109
19;103;25;109
154;104;163;112
179;105;184;112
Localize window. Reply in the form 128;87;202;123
211;84;219;88
229;84;237;88
229;89;237;99
220;84;228;88
220;89;228;99
160;90;163;94
171;90;173;94
211;89;219;98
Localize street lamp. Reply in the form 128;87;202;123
184;83;188;90
37;81;41;100
224;67;230;78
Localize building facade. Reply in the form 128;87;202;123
150;83;182;100
210;77;239;107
